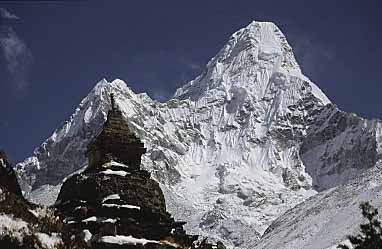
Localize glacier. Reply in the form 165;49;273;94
14;21;382;248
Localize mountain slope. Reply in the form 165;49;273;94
15;21;382;248
253;166;382;249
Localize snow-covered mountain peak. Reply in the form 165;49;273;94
219;21;299;71
174;21;330;106
92;78;135;97
17;21;377;248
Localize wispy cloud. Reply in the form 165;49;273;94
0;7;19;20
295;38;334;67
188;62;201;71
287;29;335;78
129;49;203;101
178;56;202;72
0;8;33;92
151;89;171;102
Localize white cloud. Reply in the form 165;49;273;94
151;89;171;102
188;63;201;71
0;8;19;20
0;27;33;90
288;33;335;78
0;8;32;92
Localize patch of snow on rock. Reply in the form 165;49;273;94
99;235;159;245
36;232;62;249
101;169;129;177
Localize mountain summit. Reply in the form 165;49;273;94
174;21;330;105
15;21;382;248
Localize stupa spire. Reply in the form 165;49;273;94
110;92;116;111
86;92;146;171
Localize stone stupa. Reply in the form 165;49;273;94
54;93;222;248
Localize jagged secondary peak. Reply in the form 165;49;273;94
174;20;330;106
15;78;149;203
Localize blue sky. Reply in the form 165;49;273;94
0;0;381;162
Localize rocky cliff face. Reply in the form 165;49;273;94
14;21;382;248
0;151;23;197
300;104;380;190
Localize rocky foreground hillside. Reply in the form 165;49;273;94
13;21;382;248
0;151;85;248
